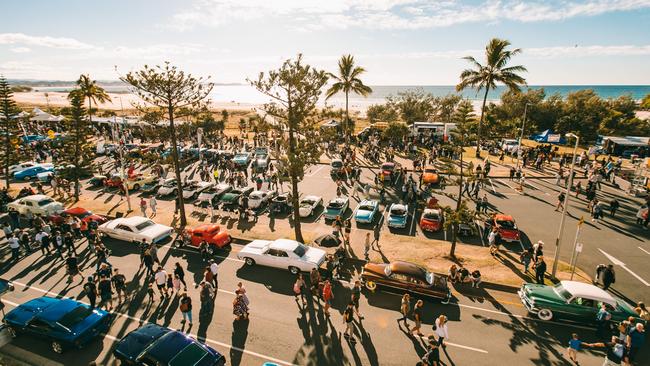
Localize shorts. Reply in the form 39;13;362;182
566;347;577;359
156;283;166;291
352;297;359;309
100;293;112;301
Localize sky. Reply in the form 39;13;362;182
1;0;649;85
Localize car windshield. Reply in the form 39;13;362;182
57;306;93;329
425;169;436;174
184;182;199;190
359;204;374;211
423;212;440;220
553;284;572;300
168;343;210;366
293;244;306;257
331;161;343;168
37;198;54;206
135;220;155;231
328;200;344;209
381;163;394;171
163;180;176;187
497;220;516;229
391;207;407;216
235;154;248;159
75;211;91;219
301;199;315;206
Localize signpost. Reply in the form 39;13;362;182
569;217;584;280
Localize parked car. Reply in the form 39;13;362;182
387;203;409;228
237;238;326;274
518;281;643;323
141;179;164;194
49;207;107;225
98;217;173;244
330;159;344;176
3;296;112;354
104;173;125;189
269;193;291;215
420;208;444;232
380;162;401;183
183;224;231;251
298;195;323;217
361;261;451;304
87;174;108;188
113;323;226;366
233;152;252;168
219;187;254;210
323;196;349;220
195;183;232;206
248;190;276;209
485;214;521;243
123;174;157;191
354;199;379;224
182;181;214;200
8;161;38;175
422;167;441;185
7;195;64;216
13;164;54;181
156;178;181;197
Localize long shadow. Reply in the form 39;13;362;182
229;318;250;366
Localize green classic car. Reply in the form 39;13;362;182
518;281;642;324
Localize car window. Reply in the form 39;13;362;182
193;232;203;237
293;245;306;257
496;220;516;229
116;224;133;232
38;199;54;206
391;207;407;215
571;297;596;308
29;318;52;332
135;220;154;231
390;273;410;282
277;251;289;257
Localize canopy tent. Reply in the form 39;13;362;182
602;136;650;157
530;129;566;144
29;108;64;123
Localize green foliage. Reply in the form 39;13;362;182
366;104;397;123
250;54;329;242
326;55;372;138
196;108;224;139
75;74;111;123
0;76;22;188
10;85;32;92
434;94;463;123
382;122;409;144
386;88;436;124
641;94;650;110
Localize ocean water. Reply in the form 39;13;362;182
32;84;650;109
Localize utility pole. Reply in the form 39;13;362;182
115;97;131;213
569;217;584;280
516;103;530;168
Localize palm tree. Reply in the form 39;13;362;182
326;55;372;140
76;74;111;123
456;38;527;157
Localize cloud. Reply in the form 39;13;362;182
0;33;95;50
169;0;650;30
10;47;31;53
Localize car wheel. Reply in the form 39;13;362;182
6;326;17;338
133;184;140;191
289;266;300;275
244;257;255;266
23;176;31;181
207;246;215;256
537;308;554;321
365;281;377;291
51;340;64;354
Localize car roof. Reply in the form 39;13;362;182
194;224;220;232
21;194;52;202
65;207;89;215
390;203;407;210
560;281;616;306
116;216;151;226
270;239;301;251
302;195;320;201
495;214;514;221
390;261;429;281
423;208;442;215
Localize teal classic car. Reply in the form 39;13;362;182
518;281;642;323
324;197;349;220
354;200;379;224
387;203;409;228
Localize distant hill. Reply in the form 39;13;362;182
6;79;243;87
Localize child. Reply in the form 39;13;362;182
172;274;182;295
566;333;585;364
147;283;155;303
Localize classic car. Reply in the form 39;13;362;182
330;159;344;176
422;167;441;185
7;195;64;216
420;208;444;232
248;190;276;209
113;324;226;366
324;196;349;220
270;193;292;215
354;199;379;224
13;164;54;181
518;281;643;323
104;173;125;189
3;296;112;354
298;195;323;217
233;152;252;167
219;187;254;210
361;261;451;304
184;224;232;251
140;179;163;194
97;217;173;244
387;203;409;228
8;161;38;175
182;181;214;200
156;178;182;197
380;162;401;183
237;238;327;274
195;183;232;206
49;207;107;225
123;174;157;191
486;214;521;243
87;174;108;188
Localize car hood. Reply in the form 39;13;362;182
221;193;239;202
114;324;169;361
141;225;173;239
362;263;388;278
356;209;373;219
303;247;326;265
68;309;110;336
388;215;407;224
522;284;563;303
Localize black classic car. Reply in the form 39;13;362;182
361;261;451;304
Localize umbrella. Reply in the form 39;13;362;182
314;234;341;248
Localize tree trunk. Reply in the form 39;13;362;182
4;126;10;189
345;90;349;143
74;117;81;201
476;87;490;158
450;144;464;258
287;95;304;243
168;104;187;227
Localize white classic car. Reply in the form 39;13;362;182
196;183;232;206
156;178;180;197
7;195;64;216
182;181;214;199
237;238;326;274
8;161;38;175
248;190;277;209
97;216;173;244
298;195;323;218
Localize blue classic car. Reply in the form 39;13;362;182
233;152;252;168
324;197;349;220
354;199;379;224
2;296;111;354
114;324;226;365
387;203;409;228
13;164;54;181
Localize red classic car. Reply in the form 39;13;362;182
380;162;401;183
185;224;232;250
420;208;444;232
488;214;521;243
104;173;124;189
49;207;107;225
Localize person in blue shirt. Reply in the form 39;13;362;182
566;333;586;364
596;304;612;339
626;323;645;364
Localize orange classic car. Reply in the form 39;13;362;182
185;224;232;250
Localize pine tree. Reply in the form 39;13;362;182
0;76;21;189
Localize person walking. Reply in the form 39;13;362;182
154;267;168;300
422;337;441;366
322;280;333;316
343;302;357;343
149;196;157;217
7;234;20;261
398;293;410;328
65;253;82;283
626;323;645;364
83;276;98;309
372;225;381;250
111;268;127;304
534;256;547;284
566;333;587;364
488;226;499;255
140;197;148;217
97;275;113;311
174;262;188;291
209;259;219;290
434;315;449;347
555;191;565;211
293;274;306;308
179;292;193;326
199;281;215;316
142;248;154;278
351;280;364;320
310;267;321;301
585;336;628;366
410;299;424;337
596;303;612;339
603;264;616;291
520;248;533;273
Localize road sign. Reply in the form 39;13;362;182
575;243;583;253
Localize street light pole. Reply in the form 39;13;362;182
516;103;530;168
117;97;131;212
551;133;579;277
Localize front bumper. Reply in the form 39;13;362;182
518;289;538;313
388;220;407;228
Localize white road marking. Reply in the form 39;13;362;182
157;242;244;263
306;165;325;177
598;248;650;286
6;281;294;366
638;247;650;256
414;334;488;353
488;179;496;194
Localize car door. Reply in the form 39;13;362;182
114;224;134;241
25;318;54;340
566;297;598;321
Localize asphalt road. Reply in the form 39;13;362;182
0;235;631;366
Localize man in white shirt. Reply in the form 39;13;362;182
154;267;168;300
209;259;219;289
7;235;20;260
